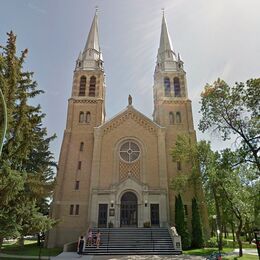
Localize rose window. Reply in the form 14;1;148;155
119;140;140;163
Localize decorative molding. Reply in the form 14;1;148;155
103;111;157;135
119;160;140;181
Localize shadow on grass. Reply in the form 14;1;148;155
1;240;62;256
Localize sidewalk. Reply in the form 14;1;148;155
50;253;206;259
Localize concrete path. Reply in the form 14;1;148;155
50;253;206;260
233;248;258;256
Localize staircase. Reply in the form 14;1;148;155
83;227;182;255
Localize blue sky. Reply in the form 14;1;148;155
1;0;260;161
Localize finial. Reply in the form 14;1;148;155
128;95;132;106
161;8;165;16
95;6;98;14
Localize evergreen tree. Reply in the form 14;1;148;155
191;198;204;248
0;31;56;248
175;194;191;249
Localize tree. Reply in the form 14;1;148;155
199;78;260;173
191;198;204;248
0;31;56;248
175;194;191;249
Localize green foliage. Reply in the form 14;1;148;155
199;78;260;172
191;198;204;248
0;31;57;245
175;194;191;249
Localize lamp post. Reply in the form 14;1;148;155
0;88;7;157
213;215;221;257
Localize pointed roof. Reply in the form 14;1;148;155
84;11;100;53
158;14;173;54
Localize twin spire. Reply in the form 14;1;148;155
78;10;183;72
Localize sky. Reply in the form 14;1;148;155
1;0;260;161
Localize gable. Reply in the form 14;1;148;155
97;105;164;136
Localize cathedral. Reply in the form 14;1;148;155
47;11;208;247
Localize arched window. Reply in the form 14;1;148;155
89;76;96;97
79;111;84;123
79;76;86;96
176;112;181;123
169;112;174;125
80;142;84;151
174;77;181;97
85;111;91;123
164;77;171;97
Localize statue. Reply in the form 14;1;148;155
128;95;132;106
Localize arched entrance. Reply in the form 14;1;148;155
120;192;138;227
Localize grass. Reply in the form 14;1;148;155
183;247;233;256
1;239;62;257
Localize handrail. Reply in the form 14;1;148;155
151;228;154;252
107;227;110;253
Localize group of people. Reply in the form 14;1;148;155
77;228;101;256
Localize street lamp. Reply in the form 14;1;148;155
212;215;221;257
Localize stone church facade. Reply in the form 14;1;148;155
47;12;208;247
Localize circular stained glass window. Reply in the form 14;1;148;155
119;140;140;163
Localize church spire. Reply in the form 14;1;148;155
76;9;104;71
84;9;100;54
156;12;183;72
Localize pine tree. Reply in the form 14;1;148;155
175;194;191;249
191;198;204;248
0;31;56;248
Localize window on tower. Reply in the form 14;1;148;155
89;76;96;97
169;112;174;125
85;112;91;123
69;205;74;215
176;112;181;123
80;142;84;151
164;77;171;97
174;77;181;97
79;76;86;96
79;111;84;123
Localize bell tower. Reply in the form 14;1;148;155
48;11;105;247
153;13;194;132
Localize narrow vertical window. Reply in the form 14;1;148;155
169;112;174;125
79;112;84;123
75;181;80;190
69;205;74;215
89;76;96;97
80;142;84;151
75;204;80;215
177;161;181;171
79;76;86;96
174;77;181;97
164;77;171;97
184;205;188;215
85;112;91;123
78;161;82;170
176;112;181;123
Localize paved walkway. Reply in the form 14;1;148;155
50;253;206;259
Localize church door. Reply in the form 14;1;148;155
98;204;108;228
150;204;160;226
120;192;138;227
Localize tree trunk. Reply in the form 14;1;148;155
213;187;223;250
17;236;24;247
0;237;4;252
231;222;235;242
236;219;243;257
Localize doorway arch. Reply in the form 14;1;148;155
120;192;138;227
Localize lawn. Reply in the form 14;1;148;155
1;239;62;257
183;247;233;256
